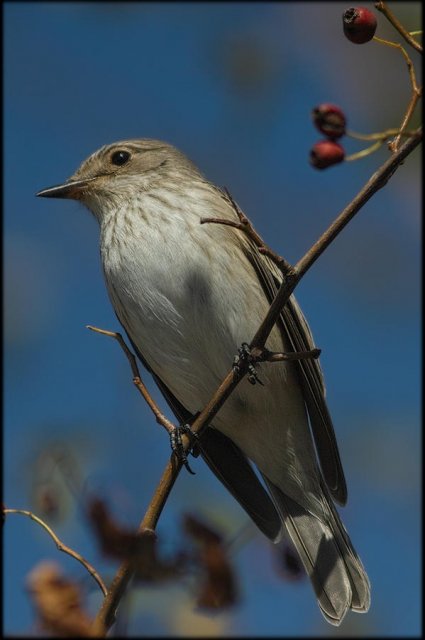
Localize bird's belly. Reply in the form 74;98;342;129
106;253;252;412
102;226;322;509
103;224;281;412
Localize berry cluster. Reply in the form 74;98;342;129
310;105;346;169
310;6;378;169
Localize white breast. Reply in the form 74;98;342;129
98;185;323;515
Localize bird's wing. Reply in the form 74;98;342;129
241;237;347;505
121;326;283;542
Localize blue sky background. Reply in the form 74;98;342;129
4;2;421;636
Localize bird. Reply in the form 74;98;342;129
37;138;370;624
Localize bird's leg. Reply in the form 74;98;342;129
169;424;199;475
232;342;264;386
232;343;320;385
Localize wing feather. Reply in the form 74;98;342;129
241;237;347;505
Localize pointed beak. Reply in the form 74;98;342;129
36;176;97;199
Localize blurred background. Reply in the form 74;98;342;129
4;2;421;636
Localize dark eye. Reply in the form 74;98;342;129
111;150;131;166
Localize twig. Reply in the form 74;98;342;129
345;139;386;161
202;188;292;274
252;347;321;362
345;129;419;161
86;326;177;436
4;508;107;597
347;127;417;141
375;1;422;53
92;126;421;634
372;36;422;152
391;86;422;152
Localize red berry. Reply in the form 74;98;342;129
343;6;377;44
312;103;347;139
310;140;345;169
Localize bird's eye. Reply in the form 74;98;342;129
111;150;131;166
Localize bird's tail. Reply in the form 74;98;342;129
265;479;370;625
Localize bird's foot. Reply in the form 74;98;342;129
170;424;199;475
232;342;264;386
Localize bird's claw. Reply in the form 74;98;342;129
232;342;264;386
170;424;198;474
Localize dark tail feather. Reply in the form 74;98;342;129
265;479;370;625
200;429;283;542
320;477;370;614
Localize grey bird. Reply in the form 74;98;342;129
37;139;370;624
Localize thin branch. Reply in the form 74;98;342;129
391;87;422;152
372;35;422;152
346;140;385;161
86;326;177;436
92;125;421;635
375;1;422;53
4;508;107;597
91;460;182;633
347;127;417;141
202;188;292;274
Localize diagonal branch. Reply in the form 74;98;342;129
92;125;421;634
250;127;422;348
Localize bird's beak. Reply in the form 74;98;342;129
36;177;97;200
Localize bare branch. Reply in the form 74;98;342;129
202;188;292;274
4;508;107;597
87;326;177;436
372;36;421;152
375;1;422;53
